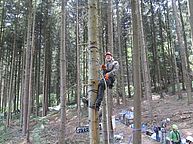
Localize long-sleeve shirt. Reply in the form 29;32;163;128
105;58;119;76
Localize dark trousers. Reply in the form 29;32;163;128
95;76;115;108
155;131;160;142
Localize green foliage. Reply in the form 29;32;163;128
67;104;77;109
124;85;134;97
126;47;132;63
0;121;9;144
39;93;59;107
31;116;48;144
0;113;4;121
167;83;183;92
49;93;57;106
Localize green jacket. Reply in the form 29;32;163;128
169;130;181;142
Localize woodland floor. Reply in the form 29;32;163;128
3;92;193;144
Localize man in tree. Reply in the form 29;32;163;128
82;52;119;111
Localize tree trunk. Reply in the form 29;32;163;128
0;0;5;60
76;0;81;126
22;0;32;135
36;5;43;115
187;0;193;45
172;0;192;104
124;38;131;98
164;2;176;94
150;0;161;95
139;0;153;120
59;0;67;143
102;87;108;144
6;33;16;127
42;0;51;116
107;0;114;142
172;42;181;99
131;0;142;143
26;1;36;141
178;0;190;74
88;0;100;143
116;0;125;105
158;7;167;91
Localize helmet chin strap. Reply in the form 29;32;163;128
106;58;112;62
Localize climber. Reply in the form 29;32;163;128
82;52;119;111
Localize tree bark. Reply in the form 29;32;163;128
42;0;52;116
6;32;16;127
22;0;32;135
172;0;192;104
116;0;125;105
76;0;81;126
26;1;36;141
59;0;67;143
187;0;193;45
107;0;114;142
140;0;153;120
131;0;142;143
0;0;5;61
88;0;100;143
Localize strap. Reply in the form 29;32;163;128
173;131;181;142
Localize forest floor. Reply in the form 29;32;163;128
3;92;193;144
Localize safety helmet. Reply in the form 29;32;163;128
172;124;178;130
105;52;112;57
166;118;170;122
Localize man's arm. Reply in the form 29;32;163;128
108;61;119;76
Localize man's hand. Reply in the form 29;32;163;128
105;73;109;80
101;64;106;70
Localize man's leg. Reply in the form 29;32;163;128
95;79;105;110
82;79;105;110
107;76;115;89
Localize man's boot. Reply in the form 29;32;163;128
82;97;88;106
82;97;99;111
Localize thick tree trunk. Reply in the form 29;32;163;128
42;0;51;116
26;2;36;141
22;0;32;135
88;0;100;143
36;8;43;115
59;0;67;143
131;0;142;143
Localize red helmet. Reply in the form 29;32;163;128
105;52;112;57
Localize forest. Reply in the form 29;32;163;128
0;0;193;143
